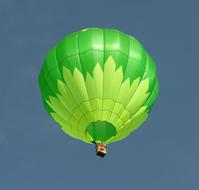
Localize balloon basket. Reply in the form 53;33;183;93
95;143;107;158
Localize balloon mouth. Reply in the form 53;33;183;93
85;121;117;143
95;143;107;157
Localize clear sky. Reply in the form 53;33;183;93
0;0;198;189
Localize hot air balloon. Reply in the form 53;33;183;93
38;28;159;157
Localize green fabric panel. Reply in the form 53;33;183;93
145;53;157;76
78;28;104;53
58;32;79;57
86;121;117;142
42;97;54;113
39;47;62;98
142;53;157;91
103;28;129;71
56;32;82;73
123;38;147;83
79;51;104;77
128;37;147;63
55;39;65;61
144;79;159;109
39;48;56;90
38;63;54;113
78;28;104;77
62;55;81;75
43;67;62;96
140;53;158;109
123;58;145;83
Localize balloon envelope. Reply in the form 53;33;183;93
38;28;159;145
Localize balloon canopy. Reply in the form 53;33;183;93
38;28;159;156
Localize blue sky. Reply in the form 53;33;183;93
0;0;198;189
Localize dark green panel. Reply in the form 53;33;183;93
79;50;104;77
42;96;54;113
128;37;147;63
43;47;59;72
39;47;62;97
78;28;104;76
123;58;146;83
78;28;104;53
56;32;82;73
63;55;81;74
39;72;56;99
144;53;157;77
123;37;147;83
55;39;65;61
103;29;129;71
58;32;79;57
86;121;117;143
142;53;157;91
43;68;61;96
144;79;159;109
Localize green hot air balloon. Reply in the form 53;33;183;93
38;28;159;157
